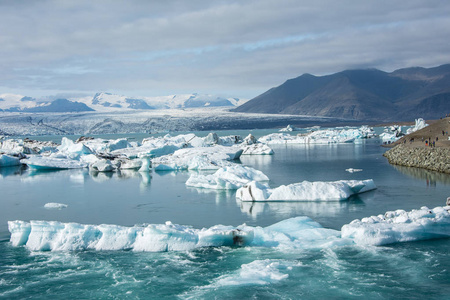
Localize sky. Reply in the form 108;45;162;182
1;0;450;99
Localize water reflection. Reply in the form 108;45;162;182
187;187;235;204
238;196;367;219
393;165;450;186
0;165;27;178
3;166;153;189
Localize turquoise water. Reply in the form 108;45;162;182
1;130;450;299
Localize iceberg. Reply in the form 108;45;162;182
236;179;376;201
341;206;450;245
152;146;243;171
89;159;115;172
241;144;274;155
57;137;93;159
0;154;21;167
259;126;375;145
44;203;68;209
406;118;428;135
345;168;363;173
21;156;88;170
7;216;345;252
186;165;269;190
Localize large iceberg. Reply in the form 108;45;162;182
258;126;375;145
152;146;243;171
236;179;376;201
341;206;450;245
7;216;345;252
185;165;269;190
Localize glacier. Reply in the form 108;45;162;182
236;179;377;202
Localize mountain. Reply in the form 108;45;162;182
23;99;94;113
233;64;450;121
0;92;246;113
82;92;244;111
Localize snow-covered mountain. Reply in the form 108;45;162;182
79;92;246;112
0;92;247;113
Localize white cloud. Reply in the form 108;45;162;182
0;0;449;98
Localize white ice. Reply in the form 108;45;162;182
341;206;450;245
44;203;68;209
7;216;347;252
345;168;363;173
406;118;428;134
236;179;376;201
152;146;242;171
185;165;269;190
258;126;375;145
21;156;88;170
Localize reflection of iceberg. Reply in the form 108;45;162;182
0;165;26;178
342;206;450;245
237;180;376;201
239;199;362;219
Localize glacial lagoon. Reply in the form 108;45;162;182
1;129;449;299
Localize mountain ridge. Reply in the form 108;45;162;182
233;64;450;121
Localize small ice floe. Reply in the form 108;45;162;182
345;168;363;173
341;206;450;246
186;165;269;190
44;203;68;210
236;179;376;202
241;144;274;155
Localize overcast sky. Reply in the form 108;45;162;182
1;0;450;99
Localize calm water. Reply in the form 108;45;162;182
1;129;449;299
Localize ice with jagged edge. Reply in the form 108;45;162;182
258;126;376;145
9;206;450;251
406;118;428;135
152;146;243;171
21;156;88;170
341;206;450;245
186;165;269;189
236;179;376;201
8;217;346;252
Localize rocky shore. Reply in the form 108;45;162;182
383;144;450;174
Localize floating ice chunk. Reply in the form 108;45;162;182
242;134;257;145
0;154;21;167
237;179;376;201
406;118;428;135
44;203;68;209
241;144;274;155
57;137;93;159
81;138;132;153
186;165;269;190
279;125;297;132
8;216;346;252
152;146;242;171
0;139;36;155
346;168;363;173
215;259;298;286
341;206;450;245
89;159;114;172
21;156;88;170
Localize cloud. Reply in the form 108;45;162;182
1;0;450;98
